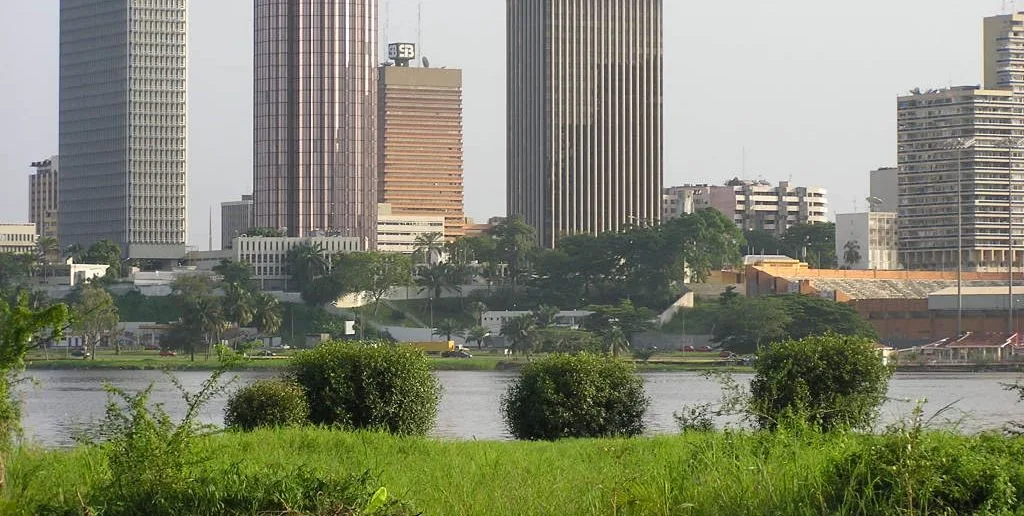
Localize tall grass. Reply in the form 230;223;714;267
7;428;1024;515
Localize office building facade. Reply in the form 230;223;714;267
234;235;362;290
376;203;445;255
378;58;465;239
869;167;899;212
29;156;60;244
58;0;188;259
221;195;254;250
507;0;664;247
253;0;378;247
0;224;38;255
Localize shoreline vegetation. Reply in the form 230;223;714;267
23;355;1024;373
9;428;1024;515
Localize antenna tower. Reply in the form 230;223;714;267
208;206;213;251
417;0;423;56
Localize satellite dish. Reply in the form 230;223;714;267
422;56;431;68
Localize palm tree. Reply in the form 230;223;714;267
416;263;461;327
64;243;84;262
222;284;254;328
466;325;490;350
500;314;537;357
532;304;560;328
37;237;59;278
285;243;330;290
843;240;863;269
252;292;283;338
413;232;446;265
181;296;226;361
468;300;488;325
432;318;466;342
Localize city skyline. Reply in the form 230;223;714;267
0;0;1014;249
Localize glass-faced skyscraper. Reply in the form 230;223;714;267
254;0;378;247
59;0;188;259
507;0;664;248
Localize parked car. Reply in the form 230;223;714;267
70;349;90;359
442;350;473;359
254;350;276;357
698;345;713;352
719;351;737;359
159;350;177;357
683;346;696;352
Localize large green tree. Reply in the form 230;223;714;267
781;222;837;269
334;252;413;316
491;216;536;289
251;292;283;337
712;296;793;354
213;259;254;288
80;240;124;278
71;284;119;358
0;294;68;488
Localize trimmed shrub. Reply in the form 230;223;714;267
224;379;309;431
750;333;893;432
501;353;649;440
290;341;440;435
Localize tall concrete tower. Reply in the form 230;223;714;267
507;0;664;247
59;0;188;259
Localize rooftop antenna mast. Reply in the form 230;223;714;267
384;0;391;55
417;0;423;57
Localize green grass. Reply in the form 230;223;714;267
370;298;477;329
8;428;1024;515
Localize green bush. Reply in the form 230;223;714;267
501;353;649;440
224;379;309;431
290;341;440;435
750;333;893;432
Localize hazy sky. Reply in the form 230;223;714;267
0;1;1013;249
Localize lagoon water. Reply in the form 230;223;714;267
16;370;1024;447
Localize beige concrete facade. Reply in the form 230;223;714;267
376;203;445;255
0;224;37;254
507;0;663;247
234;235;362;290
984;13;1024;92
836;212;899;270
377;66;464;239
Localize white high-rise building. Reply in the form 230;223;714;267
59;0;188;260
897;13;1024;271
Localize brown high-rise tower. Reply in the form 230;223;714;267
378;48;465;239
253;0;378;247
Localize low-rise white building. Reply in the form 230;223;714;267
481;310;594;335
835;212;899;270
0;223;37;254
377;203;445;254
234;235;363;290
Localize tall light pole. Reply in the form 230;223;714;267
1000;137;1024;335
945;137;976;337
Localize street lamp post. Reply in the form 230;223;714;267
1000;137;1024;335
945;137;976;337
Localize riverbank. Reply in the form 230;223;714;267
23;355;754;373
6;428;1024;515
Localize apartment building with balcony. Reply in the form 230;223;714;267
897;13;1024;271
836;211;899;270
663;181;828;235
